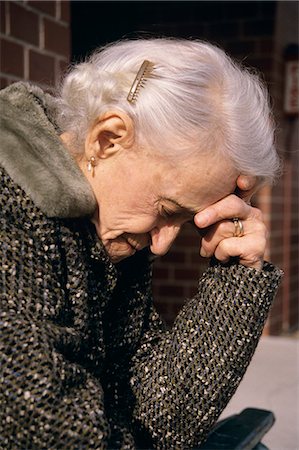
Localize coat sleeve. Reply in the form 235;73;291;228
129;259;282;449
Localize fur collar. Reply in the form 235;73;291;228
0;82;97;218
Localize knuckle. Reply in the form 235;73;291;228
209;221;226;237
217;221;229;234
230;195;243;210
218;238;231;253
247;237;267;258
254;221;267;234
251;207;264;221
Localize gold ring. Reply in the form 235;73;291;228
232;217;244;237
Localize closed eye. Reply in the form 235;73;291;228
160;206;176;219
159;197;197;220
160;207;194;225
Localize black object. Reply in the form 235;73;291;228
199;408;275;450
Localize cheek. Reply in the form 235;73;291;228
118;198;159;233
98;209;159;237
97;184;159;234
125;214;159;234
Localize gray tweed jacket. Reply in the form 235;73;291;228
0;83;282;449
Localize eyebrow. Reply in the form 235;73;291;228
161;197;198;216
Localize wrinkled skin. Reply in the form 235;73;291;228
62;112;267;270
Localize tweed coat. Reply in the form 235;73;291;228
0;83;282;449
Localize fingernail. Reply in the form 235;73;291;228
200;247;207;257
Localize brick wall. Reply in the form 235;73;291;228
0;0;70;90
265;2;299;334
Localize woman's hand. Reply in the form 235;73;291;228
194;193;268;271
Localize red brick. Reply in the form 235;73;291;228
290;312;299;329
29;50;55;85
60;1;70;23
0;1;6;34
0;77;9;89
185;285;198;298
270;299;282;323
59;59;68;73
269;319;282;336
174;268;200;280
190;253;208;266
183;222;199;234
171;302;184;317
0;38;24;77
44;18;70;57
154;302;175;327
158;285;184;297
28;1;56;16
0;77;15;88
57;59;69;83
154;301;172;317
175;233;200;248
159;251;186;264
152;267;170;280
270;233;283;250
9;2;39;46
269;293;282;317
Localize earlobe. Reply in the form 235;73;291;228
85;111;135;160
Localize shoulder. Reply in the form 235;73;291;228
0;166;99;259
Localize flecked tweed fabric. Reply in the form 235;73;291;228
0;83;282;449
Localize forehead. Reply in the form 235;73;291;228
159;154;238;212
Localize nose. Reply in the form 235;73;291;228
150;223;181;256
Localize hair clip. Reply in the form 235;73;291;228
127;60;154;104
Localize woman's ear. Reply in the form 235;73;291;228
85;111;135;160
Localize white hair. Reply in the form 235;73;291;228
57;38;280;182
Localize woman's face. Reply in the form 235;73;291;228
90;147;238;263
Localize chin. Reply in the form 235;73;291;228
110;254;132;263
103;234;150;263
105;241;137;263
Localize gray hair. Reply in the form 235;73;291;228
57;38;280;182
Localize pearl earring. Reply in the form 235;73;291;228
87;156;97;176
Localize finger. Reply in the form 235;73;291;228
200;215;266;258
194;195;252;229
200;220;237;257
214;235;266;269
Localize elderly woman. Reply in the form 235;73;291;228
1;39;282;449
